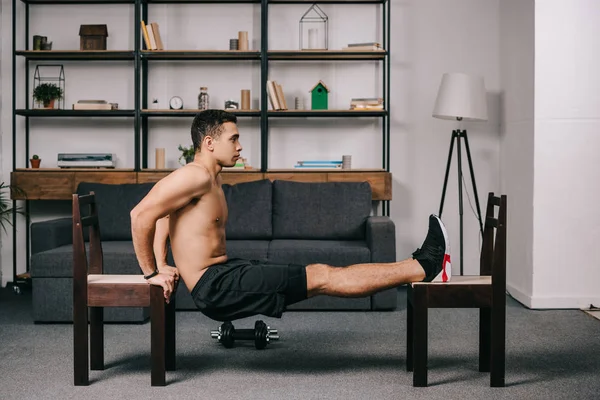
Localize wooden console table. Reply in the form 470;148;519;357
10;169;392;201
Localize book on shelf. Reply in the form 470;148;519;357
294;164;342;169
342;42;383;51
350;97;384;110
141;20;164;51
72;100;114;110
295;160;342;168
267;80;288;110
347;42;381;47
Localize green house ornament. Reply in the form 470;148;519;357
310;80;330;110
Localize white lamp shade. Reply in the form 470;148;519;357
432;73;488;121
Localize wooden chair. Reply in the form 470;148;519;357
406;193;507;387
72;192;176;386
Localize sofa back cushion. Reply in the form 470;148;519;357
77;182;156;241
222;179;272;239
272;180;372;240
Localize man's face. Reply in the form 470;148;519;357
212;122;242;167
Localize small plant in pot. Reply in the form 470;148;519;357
178;144;196;165
30;154;41;168
33;83;63;109
0;182;25;234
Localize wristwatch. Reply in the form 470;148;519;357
144;270;159;280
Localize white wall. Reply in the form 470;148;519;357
498;0;535;306
390;0;501;273
531;0;600;309
0;0;502;286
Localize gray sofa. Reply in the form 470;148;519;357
30;179;397;323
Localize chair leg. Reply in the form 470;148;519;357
413;288;428;387
490;300;506;387
406;296;413;372
150;287;166;386
90;307;104;370
479;307;491;372
165;296;176;371
73;303;89;385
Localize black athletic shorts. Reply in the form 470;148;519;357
190;258;308;321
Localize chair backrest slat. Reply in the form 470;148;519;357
78;194;95;206
479;193;506;281
81;214;98;228
72;192;104;278
492;195;507;307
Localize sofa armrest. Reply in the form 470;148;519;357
31;217;73;255
366;216;396;263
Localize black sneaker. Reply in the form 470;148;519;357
412;214;451;282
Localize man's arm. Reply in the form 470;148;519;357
153;216;170;268
130;165;211;299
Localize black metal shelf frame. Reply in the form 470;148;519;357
10;0;141;292
10;0;391;288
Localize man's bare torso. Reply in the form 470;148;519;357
169;175;228;292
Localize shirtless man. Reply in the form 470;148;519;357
131;110;451;321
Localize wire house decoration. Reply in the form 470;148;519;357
32;64;65;109
299;3;328;50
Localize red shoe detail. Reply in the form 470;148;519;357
442;253;451;282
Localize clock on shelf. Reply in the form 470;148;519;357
169;96;183;110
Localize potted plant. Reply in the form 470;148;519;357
178;145;196;165
0;182;25;234
30;154;41;168
33;83;63;109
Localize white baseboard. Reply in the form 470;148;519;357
507;283;600;310
506;283;532;308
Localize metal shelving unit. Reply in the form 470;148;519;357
9;0;391;291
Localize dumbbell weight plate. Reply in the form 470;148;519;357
220;321;235;348
254;320;268;350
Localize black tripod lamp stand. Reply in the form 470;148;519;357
432;72;488;275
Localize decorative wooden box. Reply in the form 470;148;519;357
79;24;108;50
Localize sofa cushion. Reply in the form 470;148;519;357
272;180;372;240
31;241;141;278
223;179;272;239
268;239;371;266
77;182;155;241
226;240;270;261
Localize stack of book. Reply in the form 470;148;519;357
141;20;164;50
294;160;342;169
72;100;114;110
342;42;384;51
267;80;288;110
350;97;384;110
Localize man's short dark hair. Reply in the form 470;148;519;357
191;110;238;152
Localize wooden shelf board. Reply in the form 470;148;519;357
141;109;261;117
22;0;134;3
268;168;385;172
11;169;391;200
15;109;135;117
141;50;260;60
268;109;387;117
140;168;261;172
270;1;384;3
147;0;260;3
268;50;386;60
15;50;135;60
15;168;135;172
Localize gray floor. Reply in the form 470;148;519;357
1;286;599;400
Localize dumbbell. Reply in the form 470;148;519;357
211;320;279;349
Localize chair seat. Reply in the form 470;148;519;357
89;274;147;285
88;274;151;307
408;275;493;308
411;275;491;287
